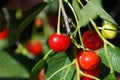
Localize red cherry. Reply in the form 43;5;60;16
48;33;70;52
81;67;100;80
78;50;100;70
82;30;103;50
116;75;120;80
34;18;42;28
38;68;45;80
0;28;9;40
27;40;42;56
77;50;84;70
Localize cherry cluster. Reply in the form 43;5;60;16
46;22;117;79
76;30;102;80
0;16;117;80
47;29;102;80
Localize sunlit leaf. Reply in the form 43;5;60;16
45;52;76;80
72;0;83;26
89;0;119;27
104;73;116;80
80;0;101;26
99;46;120;73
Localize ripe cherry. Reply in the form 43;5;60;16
82;30;103;50
26;40;42;56
78;50;100;70
116;75;120;80
81;67;100;80
48;33;70;52
38;68;45;80
34;18;43;28
0;28;9;40
77;50;84;70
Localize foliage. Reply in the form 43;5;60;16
0;0;120;80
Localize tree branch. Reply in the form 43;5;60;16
61;0;71;34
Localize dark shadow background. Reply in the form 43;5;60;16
103;0;120;25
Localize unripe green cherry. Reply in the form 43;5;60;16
101;24;117;39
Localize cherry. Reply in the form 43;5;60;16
78;50;100;70
38;68;45;80
0;28;9;40
77;50;84;70
82;30;103;50
34;18;43;28
48;33;70;52
81;67;100;80
101;23;117;39
116;75;120;80
26;40;42;56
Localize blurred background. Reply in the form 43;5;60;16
0;0;120;80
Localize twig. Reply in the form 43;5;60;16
61;0;71;34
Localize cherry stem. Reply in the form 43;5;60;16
71;37;83;49
43;49;53;59
70;20;77;37
78;0;84;8
70;21;84;49
98;27;120;33
2;8;10;24
78;30;86;51
90;19;115;75
90;19;115;48
104;43;114;74
78;0;93;35
47;59;75;80
75;59;80;80
64;0;79;28
57;0;62;34
75;59;100;80
31;24;37;39
64;0;86;50
80;72;100;80
88;23;94;34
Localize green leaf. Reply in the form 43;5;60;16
0;51;29;78
80;0;101;26
8;2;47;47
45;52;76;80
0;40;9;50
60;58;76;80
104;73;116;80
72;0;83;26
89;0;119;27
99;46;120;73
29;58;47;80
73;0;102;31
74;0;118;28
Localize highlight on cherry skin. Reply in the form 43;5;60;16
77;50;100;70
0;28;9;40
